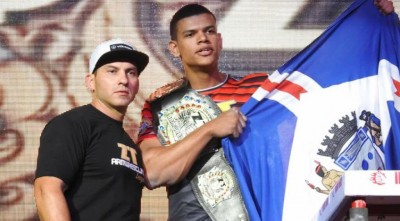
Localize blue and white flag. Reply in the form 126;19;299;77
222;0;400;220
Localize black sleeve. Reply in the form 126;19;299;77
35;115;87;186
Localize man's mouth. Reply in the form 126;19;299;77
197;47;213;56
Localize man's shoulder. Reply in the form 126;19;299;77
46;105;91;127
58;104;91;117
147;78;187;103
227;72;268;85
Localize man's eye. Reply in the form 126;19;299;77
128;71;138;76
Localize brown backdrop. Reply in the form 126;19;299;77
3;0;396;220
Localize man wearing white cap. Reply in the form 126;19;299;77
34;39;149;221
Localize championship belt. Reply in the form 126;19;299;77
157;89;221;145
157;89;249;221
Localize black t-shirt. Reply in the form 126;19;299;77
36;104;145;221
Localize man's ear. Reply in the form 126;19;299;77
168;40;180;58
218;33;223;51
85;74;95;92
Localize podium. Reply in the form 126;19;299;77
314;170;400;221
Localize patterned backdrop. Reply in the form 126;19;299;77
1;0;398;220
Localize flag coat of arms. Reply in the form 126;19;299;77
222;0;400;220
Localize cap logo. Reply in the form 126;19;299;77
109;43;133;51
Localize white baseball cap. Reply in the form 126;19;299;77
89;38;149;74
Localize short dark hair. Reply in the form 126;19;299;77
169;4;216;40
